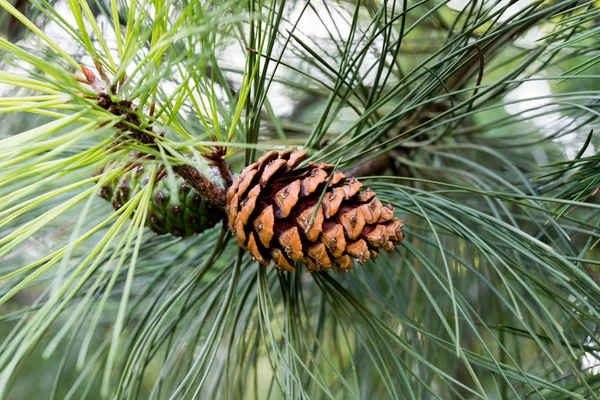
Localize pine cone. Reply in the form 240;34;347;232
225;149;405;272
98;162;223;236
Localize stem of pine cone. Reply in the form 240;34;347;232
172;164;226;207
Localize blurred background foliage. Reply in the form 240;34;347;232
0;0;599;398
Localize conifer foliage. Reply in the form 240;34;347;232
0;0;599;399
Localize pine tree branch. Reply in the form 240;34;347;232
89;78;228;208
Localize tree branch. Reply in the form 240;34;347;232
93;91;228;208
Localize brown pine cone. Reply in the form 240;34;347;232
225;149;405;272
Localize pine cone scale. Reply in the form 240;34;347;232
274;180;300;218
286;150;308;169
339;206;366;240
276;225;304;262
321;222;346;258
254;205;275;247
260;159;288;185
322;187;345;218
247;233;267;263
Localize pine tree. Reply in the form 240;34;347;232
0;0;599;398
